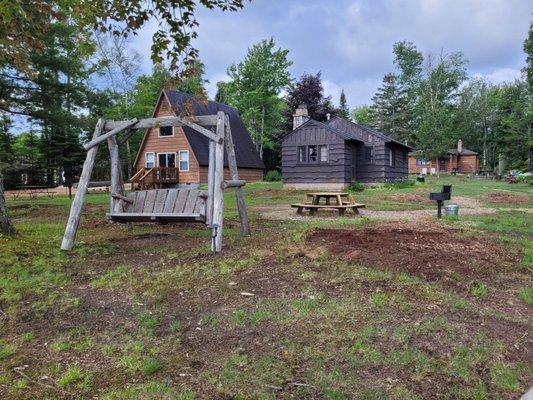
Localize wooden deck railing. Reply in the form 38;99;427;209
129;167;179;189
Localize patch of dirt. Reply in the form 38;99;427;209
483;191;532;204
375;193;433;204
307;223;521;283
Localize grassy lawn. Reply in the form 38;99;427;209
0;176;531;399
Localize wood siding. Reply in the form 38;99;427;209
281;124;349;184
198;167;263;183
134;97;200;184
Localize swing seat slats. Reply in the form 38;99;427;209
107;189;206;223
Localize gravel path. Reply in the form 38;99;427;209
254;204;532;222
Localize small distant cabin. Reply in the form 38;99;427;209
408;140;479;175
280;105;412;190
133;89;265;188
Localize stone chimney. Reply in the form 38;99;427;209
293;104;309;130
457;139;463;153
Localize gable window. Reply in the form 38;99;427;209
179;150;189;171
298;146;307;163
389;149;396;167
146;152;155;168
308;145;318;163
365;147;374;164
159;126;173;137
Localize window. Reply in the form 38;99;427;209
319;145;328;163
416;159;428;166
298;146;307;163
365;147;374;163
146;152;155;168
179;150;189;171
159;126;173;137
308;145;318;163
389;149;396;166
158;152;176;167
298;145;328;164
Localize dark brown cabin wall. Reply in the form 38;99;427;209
355;141;387;182
282;125;348;183
385;144;409;180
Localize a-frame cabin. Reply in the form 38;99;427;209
131;89;265;189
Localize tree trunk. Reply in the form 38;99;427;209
0;172;15;236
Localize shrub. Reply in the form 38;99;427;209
384;179;416;189
264;170;282;182
516;174;533;185
348;181;365;192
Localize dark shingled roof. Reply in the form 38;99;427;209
326;116;413;150
283;119;364;143
164;89;265;169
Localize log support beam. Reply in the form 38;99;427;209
61;119;105;251
224;114;250;236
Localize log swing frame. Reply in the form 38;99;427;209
61;111;250;254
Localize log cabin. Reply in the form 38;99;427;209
408;140;479;175
132;89;265;189
281;105;413;189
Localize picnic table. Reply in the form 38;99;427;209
291;191;365;216
12;186;55;200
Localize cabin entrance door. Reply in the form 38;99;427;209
158;152;176;180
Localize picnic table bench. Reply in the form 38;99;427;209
291;192;365;216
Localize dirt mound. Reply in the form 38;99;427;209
483;191;531;204
307;224;521;283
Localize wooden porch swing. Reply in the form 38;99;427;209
60;111;249;253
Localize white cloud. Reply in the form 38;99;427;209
475;68;523;85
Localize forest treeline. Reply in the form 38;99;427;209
0;2;531;190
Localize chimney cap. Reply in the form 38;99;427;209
294;104;308;117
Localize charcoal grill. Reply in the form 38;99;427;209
429;185;452;218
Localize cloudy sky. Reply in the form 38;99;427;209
131;0;530;108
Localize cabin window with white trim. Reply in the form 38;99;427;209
179;150;189;171
298;145;328;164
158;126;173;137
158;152;176;168
416;159;428;166
145;152;155;168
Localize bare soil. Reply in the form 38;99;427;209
307;222;532;317
483;191;532;204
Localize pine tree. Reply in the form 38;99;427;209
370;73;410;142
339;90;350;120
